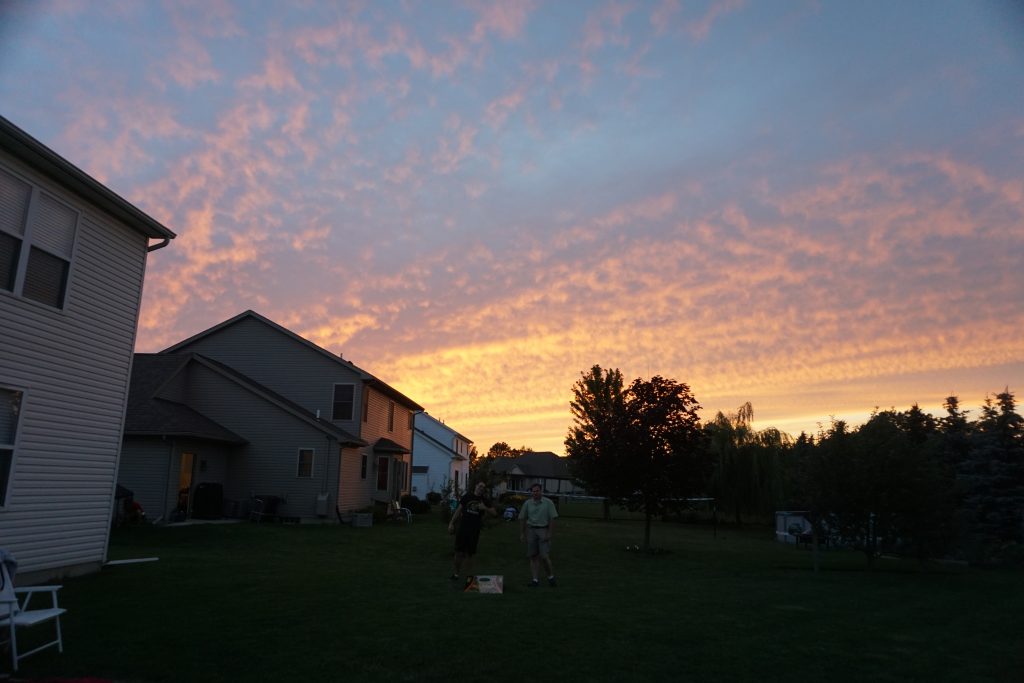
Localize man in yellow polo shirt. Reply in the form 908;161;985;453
519;483;559;587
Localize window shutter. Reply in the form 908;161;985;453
32;193;77;259
0;168;31;238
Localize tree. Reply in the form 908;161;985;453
960;389;1024;559
706;402;792;525
566;366;705;550
810;409;955;568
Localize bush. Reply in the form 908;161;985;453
426;491;442;505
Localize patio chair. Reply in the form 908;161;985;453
0;550;66;671
249;494;282;523
388;500;412;524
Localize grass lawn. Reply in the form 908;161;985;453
9;513;1023;682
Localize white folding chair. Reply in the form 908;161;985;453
0;552;66;671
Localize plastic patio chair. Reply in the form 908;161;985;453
0;550;66;671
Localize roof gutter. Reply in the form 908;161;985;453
147;237;171;252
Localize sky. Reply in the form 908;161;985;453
1;0;1022;455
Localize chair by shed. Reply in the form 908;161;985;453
0;553;66;671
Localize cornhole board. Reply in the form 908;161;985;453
464;575;503;593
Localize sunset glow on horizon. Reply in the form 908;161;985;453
2;1;1021;454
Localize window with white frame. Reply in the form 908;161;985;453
0;387;23;507
0;166;78;309
332;384;354;420
296;448;314;478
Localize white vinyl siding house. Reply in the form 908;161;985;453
0;115;175;582
411;411;472;498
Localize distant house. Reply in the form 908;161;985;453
118;310;422;522
493;451;585;496
0;115;175;582
411;411;471;498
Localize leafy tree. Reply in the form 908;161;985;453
566;366;705;550
810;409;956;568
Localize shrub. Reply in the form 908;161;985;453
426;491;442;505
401;494;431;514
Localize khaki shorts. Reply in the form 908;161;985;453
526;526;551;559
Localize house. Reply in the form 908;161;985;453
118;310;422;521
493;452;585;496
0;115;175;582
411;411;472;498
120;353;365;522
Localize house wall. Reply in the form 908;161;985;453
360;386;413;503
167;316;365;431
411;413;470;498
175;362;340;520
0;152;150;581
338;445;366;512
118;437;175;522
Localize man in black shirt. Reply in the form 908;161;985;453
448;481;496;583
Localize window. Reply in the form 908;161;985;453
360;453;367;480
296;449;314;478
376;456;389;491
0;167;78;309
0;387;23;507
332;384;354;420
387;401;395;432
361;392;369;422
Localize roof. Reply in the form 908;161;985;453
517;451;571;478
373;437;410;454
0;115;176;241
126;353;366;447
413;427;467;461
415;411;472;444
499;452;571;479
161;310;423;411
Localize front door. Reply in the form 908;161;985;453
176;452;195;518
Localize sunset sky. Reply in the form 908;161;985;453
2;1;1021;454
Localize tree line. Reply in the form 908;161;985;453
563;365;1024;567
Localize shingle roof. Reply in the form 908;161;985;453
373;437;410;454
0;115;175;241
126;353;365;447
160;310;423;411
491;452;570;479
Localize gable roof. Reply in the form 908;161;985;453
413;426;468;461
416;411;472;444
161;310;423;411
498;452;570;479
126;353;366;447
125;354;246;443
0;115;176;242
497;454;569;481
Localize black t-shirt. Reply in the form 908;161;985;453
457;493;490;533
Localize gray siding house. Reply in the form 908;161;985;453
119;311;423;521
0;115;175;582
120;353;364;522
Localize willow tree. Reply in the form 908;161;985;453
707;402;792;525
